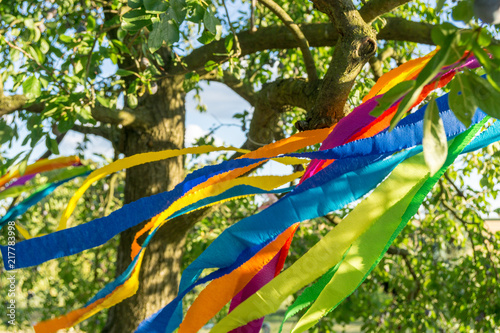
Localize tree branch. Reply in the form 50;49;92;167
258;0;318;82
369;47;395;81
91;106;155;128
71;123;119;142
174;17;434;76
242;78;319;150
201;70;257;105
360;0;412;23
299;0;377;130
0;94;43;116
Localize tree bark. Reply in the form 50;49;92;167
103;75;188;332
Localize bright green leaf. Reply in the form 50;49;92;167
87;15;96;31
40;38;50;54
148;14;179;53
204;9;220;35
96;95;111;108
169;0;187;23
121;9;152;32
128;0;143;8
144;0;168;13
448;73;477;127
435;0;446;13
423;96;448;175
22;76;42;100
225;34;234;53
116;69;136;77
465;71;500;118
24;18;34;30
370;80;415;117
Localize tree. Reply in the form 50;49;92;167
0;0;499;332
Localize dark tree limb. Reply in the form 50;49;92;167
175;17;434;76
258;0;318;82
0;94;43;116
0;91;152;130
240;78;319;152
90;106;155;128
298;0;377;130
71;123;120;143
360;0;413;23
369;47;395;81
201;71;257;105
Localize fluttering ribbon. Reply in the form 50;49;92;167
210;118;489;333
0;156;80;189
0;169;91;229
1;49;498;333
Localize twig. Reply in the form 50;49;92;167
258;0;318;82
222;0;242;57
1;37;71;95
443;171;466;198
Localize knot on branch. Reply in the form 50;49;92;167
356;37;377;60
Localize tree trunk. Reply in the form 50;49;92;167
103;75;192;332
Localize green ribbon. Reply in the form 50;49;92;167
210;117;487;333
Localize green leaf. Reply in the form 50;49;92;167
2;14;16;24
121;9;152;32
448;73;477;128
18;157;29;176
389;44;454;130
225;33;234;53
110;39;130;54
148;14;179;53
477;28;492;48
59;34;73;43
169;0;187;23
204;60;217;72
423;96;448;176
87;15;97;31
435;0;446;13
465;71;500;118
96;95;111;108
370;80;415;117
0;120;14;145
203;9;220;35
22;76;42;100
40;38;50;54
127;93;138;108
144;0;168;14
128;0;143;8
197;29;215;45
24;18;34;30
188;3;205;23
431;23;458;47
452;0;474;23
116;69;136;77
46;136;60;155
389;85;424;130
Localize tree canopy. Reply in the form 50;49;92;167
0;0;499;332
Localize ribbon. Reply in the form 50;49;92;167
209;118;488;333
177;224;299;333
0;156;80;188
0;170;91;229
